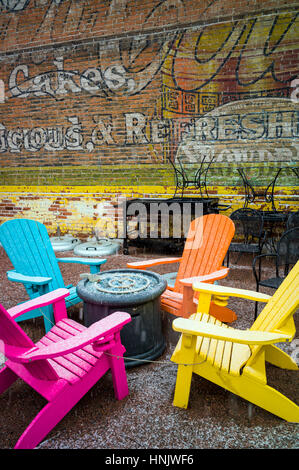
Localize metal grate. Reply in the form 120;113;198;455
95;272;151;294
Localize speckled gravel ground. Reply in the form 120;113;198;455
0;245;298;451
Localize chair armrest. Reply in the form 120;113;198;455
179;268;229;286
57;257;107;266
12;311;131;363
127;257;182;269
191;281;271;303
7;270;52;285
172;318;290;345
7;288;70;320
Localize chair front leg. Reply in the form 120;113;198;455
173;333;197;409
106;332;129;401
0;366;18;395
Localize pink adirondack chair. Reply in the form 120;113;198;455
0;288;131;449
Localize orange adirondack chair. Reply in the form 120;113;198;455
127;214;237;322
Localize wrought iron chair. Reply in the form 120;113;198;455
168;155;208;198
226;208;266;267
237;166;282;211
237;164;299;212
287;211;299;230
252;227;299;318
200;161;237;212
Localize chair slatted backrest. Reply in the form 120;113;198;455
0;303;58;380
0;219;64;292
251;260;299;334
174;214;235;294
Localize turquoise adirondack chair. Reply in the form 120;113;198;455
0;219;107;332
0;288;131;449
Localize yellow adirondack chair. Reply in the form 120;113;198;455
171;260;299;422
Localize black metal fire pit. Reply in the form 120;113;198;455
76;269;167;367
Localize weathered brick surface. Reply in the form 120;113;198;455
0;1;298;233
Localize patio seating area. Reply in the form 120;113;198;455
1;0;299;455
0;242;298;450
0;169;298;451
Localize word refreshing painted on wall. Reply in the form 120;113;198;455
0;8;298;168
0;108;298;154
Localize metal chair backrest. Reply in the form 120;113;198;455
286;211;299;230
229;208;264;244
276;227;299;277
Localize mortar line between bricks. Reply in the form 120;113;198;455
0;5;297;58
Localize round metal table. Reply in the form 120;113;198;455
76;269;167;367
74;239;120;257
50;235;81;252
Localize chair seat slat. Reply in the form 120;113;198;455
40;325;99;366
176;312;251;375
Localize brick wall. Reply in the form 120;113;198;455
0;1;298;235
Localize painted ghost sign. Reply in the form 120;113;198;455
0;8;298;172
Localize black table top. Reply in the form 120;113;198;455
260;211;289;221
124;197;219;204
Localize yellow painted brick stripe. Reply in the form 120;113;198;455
0;185;297;195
